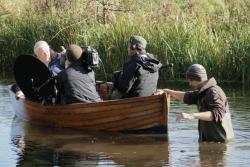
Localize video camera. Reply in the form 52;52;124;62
80;46;100;71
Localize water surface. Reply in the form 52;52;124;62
0;83;250;167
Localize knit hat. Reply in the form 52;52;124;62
128;35;147;49
186;64;208;81
66;45;83;62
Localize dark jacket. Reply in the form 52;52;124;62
184;78;234;142
49;53;64;76
57;60;101;104
116;52;162;98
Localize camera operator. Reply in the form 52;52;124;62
56;44;101;104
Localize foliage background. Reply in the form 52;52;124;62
0;0;249;84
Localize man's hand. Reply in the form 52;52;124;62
154;89;164;95
176;112;195;121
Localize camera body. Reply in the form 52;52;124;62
81;46;100;71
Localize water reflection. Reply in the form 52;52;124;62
198;143;229;167
10;117;172;166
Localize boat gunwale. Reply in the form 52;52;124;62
23;93;164;109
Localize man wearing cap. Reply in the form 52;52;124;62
111;35;162;99
160;64;234;142
56;44;101;104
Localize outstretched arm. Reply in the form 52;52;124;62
176;111;214;122
164;89;185;102
155;88;213;121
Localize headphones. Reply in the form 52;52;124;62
128;36;136;50
128;37;144;51
129;40;139;51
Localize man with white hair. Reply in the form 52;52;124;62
33;41;65;75
15;41;64;99
158;64;234;142
33;41;51;66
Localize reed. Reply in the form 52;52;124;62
0;0;249;83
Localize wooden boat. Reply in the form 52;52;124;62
9;82;170;133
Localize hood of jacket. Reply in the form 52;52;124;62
132;52;162;73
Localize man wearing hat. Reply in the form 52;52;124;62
110;35;162;99
56;44;101;104
159;64;234;142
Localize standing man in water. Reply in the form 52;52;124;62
158;64;234;142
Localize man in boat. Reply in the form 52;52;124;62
110;35;162;99
33;41;65;75
49;47;66;76
56;44;101;104
158;64;234;142
15;41;65;99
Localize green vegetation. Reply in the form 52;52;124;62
0;0;249;83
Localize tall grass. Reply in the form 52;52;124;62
0;0;249;84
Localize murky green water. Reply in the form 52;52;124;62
1;83;250;167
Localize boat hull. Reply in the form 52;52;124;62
9;84;170;133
